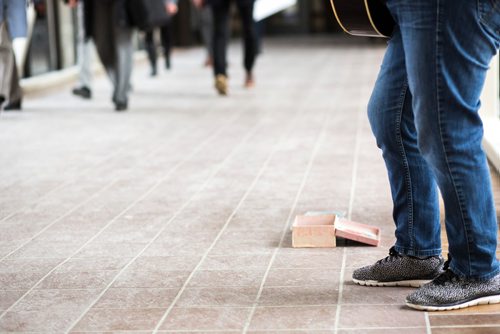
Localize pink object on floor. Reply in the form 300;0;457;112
292;213;381;247
292;214;337;248
335;219;381;246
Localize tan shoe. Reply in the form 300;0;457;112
215;74;228;96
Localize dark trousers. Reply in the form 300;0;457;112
92;0;133;104
145;24;172;70
212;0;256;76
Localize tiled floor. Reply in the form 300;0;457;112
0;37;499;333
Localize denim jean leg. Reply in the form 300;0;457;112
368;26;441;257
388;0;500;279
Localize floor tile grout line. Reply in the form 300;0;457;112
425;312;432;334
241;89;334;333
334;56;373;334
150;91;315;334
332;248;347;333
65;110;287;333
156;326;431;333
0;107;248;321
0;109;231;264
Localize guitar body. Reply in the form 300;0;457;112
330;0;395;38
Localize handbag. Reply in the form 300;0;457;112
127;0;171;30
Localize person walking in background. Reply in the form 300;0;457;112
144;0;178;77
0;0;28;112
352;0;500;311
65;0;93;99
192;0;213;67
79;0;133;111
208;0;257;96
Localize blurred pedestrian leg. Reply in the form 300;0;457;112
0;0;27;112
145;23;172;77
192;0;213;67
200;5;213;66
0;23;21;111
88;0;133;111
211;0;257;95
73;1;93;99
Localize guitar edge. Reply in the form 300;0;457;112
329;0;394;38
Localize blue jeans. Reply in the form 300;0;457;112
368;0;500;279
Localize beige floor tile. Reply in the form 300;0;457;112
75;241;149;258
175;287;259;307
200;254;273;270
429;313;500;327
159;307;251;331
338;305;426;329
0;258;62;289
94;288;179;309
72;308;165;331
340;280;413;305
0;290;26;311
36;270;118;289
264;268;341;287
129;256;202;271
337;329;426;334
188;269;267;288
248;306;337;330
57;257;132;272
273;249;344;270
113;269;191;289
258;286;338;306
431;328;500;334
0;289;100;332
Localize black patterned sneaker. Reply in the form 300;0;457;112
352;246;444;287
406;263;500;311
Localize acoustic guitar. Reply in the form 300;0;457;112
329;0;395;38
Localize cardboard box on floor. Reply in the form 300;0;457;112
292;212;381;248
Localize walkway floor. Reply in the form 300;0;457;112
0;37;499;333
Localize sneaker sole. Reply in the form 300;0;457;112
353;278;431;287
406;294;500;311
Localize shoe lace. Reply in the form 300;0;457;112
376;246;402;264
433;255;459;285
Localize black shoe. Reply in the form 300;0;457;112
72;86;92;99
114;100;128;112
352;246;444;287
406;258;500;311
150;65;158;77
0;95;5;108
3;99;22;111
165;57;171;70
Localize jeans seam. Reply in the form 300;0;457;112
395;83;414;251
478;0;500;35
435;0;472;275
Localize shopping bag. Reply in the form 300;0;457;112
127;0;171;30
